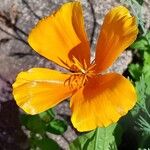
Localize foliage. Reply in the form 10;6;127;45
70;124;122;150
20;108;67;149
120;0;150;149
30;135;60;150
46;119;68;135
130;32;150;51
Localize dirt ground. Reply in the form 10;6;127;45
0;0;150;149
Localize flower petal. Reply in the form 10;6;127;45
95;6;138;73
13;68;74;115
70;73;136;131
28;2;90;70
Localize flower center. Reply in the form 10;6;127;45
64;57;96;89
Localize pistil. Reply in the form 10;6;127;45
64;57;96;89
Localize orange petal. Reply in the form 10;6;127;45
28;2;90;70
13;68;74;115
70;73;136;131
95;6;138;73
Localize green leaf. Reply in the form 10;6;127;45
135;0;143;5
131;32;150;51
39;112;51;122
138;136;150;149
131;75;147;116
70;124;120;150
143;52;150;77
131;75;150;129
31;137;60;150
108;142;118;150
137;116;150;135
20;114;46;133
47;108;55;118
46;119;68;135
39;109;55;123
69;129;95;150
145;78;150;95
129;63;142;80
135;75;150;104
131;37;148;50
135;75;147;103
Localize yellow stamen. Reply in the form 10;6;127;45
72;56;86;73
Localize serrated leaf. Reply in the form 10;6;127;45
131;37;148;50
143;52;150;64
46;119;68;135
131;32;150;51
129;63;142;80
132;75;150;128
136;75;147;102
135;75;150;104
143;52;150;77
137;116;150;135
70;124;120;150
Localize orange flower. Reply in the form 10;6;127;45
13;2;138;131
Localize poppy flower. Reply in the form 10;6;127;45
13;2;138;131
